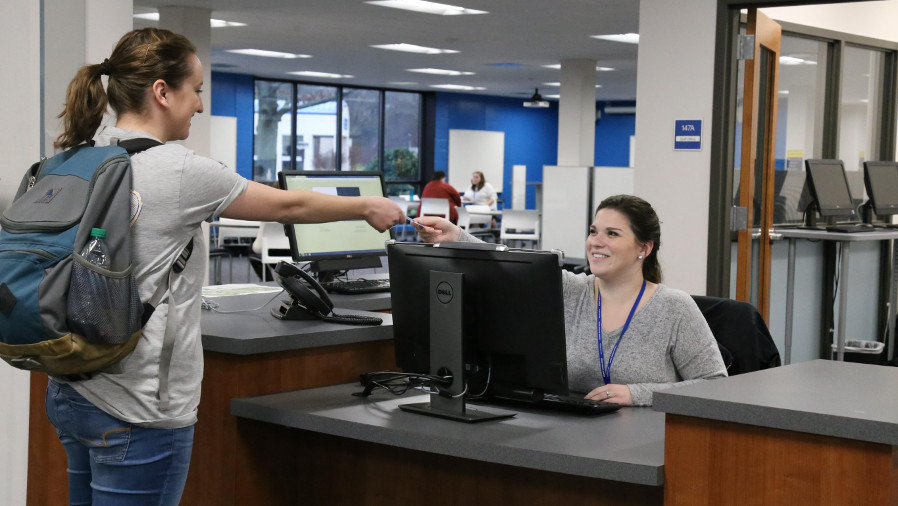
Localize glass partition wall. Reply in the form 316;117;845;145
253;80;423;196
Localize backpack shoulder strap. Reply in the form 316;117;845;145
117;138;163;154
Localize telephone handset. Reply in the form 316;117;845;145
271;261;383;326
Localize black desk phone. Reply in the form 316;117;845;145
271;261;382;326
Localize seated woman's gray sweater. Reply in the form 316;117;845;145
455;230;727;406
562;271;727;406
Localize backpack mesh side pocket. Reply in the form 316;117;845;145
67;255;142;345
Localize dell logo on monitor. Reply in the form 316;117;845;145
435;281;454;304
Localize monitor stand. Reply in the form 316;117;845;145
399;271;514;423
311;255;383;283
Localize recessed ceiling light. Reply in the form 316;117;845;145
288;71;353;79
542;64;615;71
430;84;486;91
371;43;459;54
779;56;816;65
228;49;311;59
134;12;246;27
591;33;640;44
542;82;602;88
407;68;475;76
365;0;487;16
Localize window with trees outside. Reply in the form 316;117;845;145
253;79;423;196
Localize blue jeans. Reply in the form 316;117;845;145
45;380;194;506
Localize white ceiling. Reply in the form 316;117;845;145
132;0;641;101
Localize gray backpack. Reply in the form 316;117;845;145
0;139;175;379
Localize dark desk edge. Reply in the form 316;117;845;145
230;387;665;486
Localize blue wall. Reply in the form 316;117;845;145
210;74;637;207
434;92;559;209
210;72;254;180
595;103;636;167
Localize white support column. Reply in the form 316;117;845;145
158;6;212;158
557;58;597;167
43;0;131;156
634;0;717;295
0;3;40;504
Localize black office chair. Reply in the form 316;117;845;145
692;295;781;375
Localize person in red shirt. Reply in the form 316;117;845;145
421;170;462;223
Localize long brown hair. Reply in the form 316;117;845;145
56;28;197;149
596;194;663;283
470;171;486;191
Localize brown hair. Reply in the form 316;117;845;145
470;171;486;191
56;28;197;149
596;194;663;283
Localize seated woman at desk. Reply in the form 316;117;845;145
462;171;498;209
415;194;727;406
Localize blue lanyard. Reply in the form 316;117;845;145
596;279;646;385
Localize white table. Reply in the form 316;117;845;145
775;227;898;363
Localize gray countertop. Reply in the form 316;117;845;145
653;360;898;446
231;383;666;486
200;290;393;355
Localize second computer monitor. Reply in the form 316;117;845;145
277;170;391;280
863;161;898;218
804;159;857;218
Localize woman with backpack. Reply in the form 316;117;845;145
45;27;404;505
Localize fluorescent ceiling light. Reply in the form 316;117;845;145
365;0;487;16
288;71;353;79
542;64;614;71
779;56;816;65
407;68;474;76
371;43;459;54
430;84;486;91
388;81;419;86
543;94;560;100
228;49;311;59
210;19;247;28
134;12;246;27
543;82;602;88
591;33;640;44
779;90;789;95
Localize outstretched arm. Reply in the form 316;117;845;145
221;180;404;232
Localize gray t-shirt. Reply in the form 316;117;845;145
456;230;727;406
66;126;248;428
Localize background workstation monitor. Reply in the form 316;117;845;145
863;161;898;218
387;242;569;402
803;159;857;221
277;170;391;281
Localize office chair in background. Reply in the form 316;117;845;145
691;295;781;375
500;209;540;248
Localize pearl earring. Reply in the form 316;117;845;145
638;255;643;260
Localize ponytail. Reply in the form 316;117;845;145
56;63;108;149
55;28;196;150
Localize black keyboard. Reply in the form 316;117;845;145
825;224;880;233
323;278;390;294
538;393;622;414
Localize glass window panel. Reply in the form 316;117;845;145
840;45;886;208
253;80;292;182
773;35;828;226
383;91;422;197
343;88;381;171
296;84;338;171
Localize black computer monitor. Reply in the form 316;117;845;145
387;242;568;419
863;161;898;218
277;170;391;281
803;159;857;225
